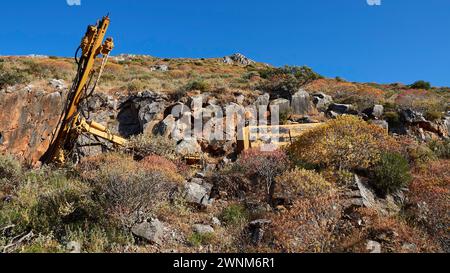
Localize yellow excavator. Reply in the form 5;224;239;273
41;16;127;164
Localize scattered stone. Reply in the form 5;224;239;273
248;219;272;246
192;224;214;235
401;243;418;253
150;64;169;72
366;240;382;253
49;79;66;90
131;219;164;245
183;181;213;207
66;241;81;253
211;217;221;227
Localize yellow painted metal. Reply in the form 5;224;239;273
41;16;126;164
78;119;127;146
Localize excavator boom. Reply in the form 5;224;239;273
41;16;126;164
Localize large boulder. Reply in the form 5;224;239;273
269;98;291;115
291;90;312;115
312;92;333;112
131;219;164;245
183;180;214;208
118;91;167;137
400;109;426;124
363;105;384;120
176;138;201;156
192;224;214;235
153;114;176;137
327;103;358;117
254;93;270;109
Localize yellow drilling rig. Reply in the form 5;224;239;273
41;16;126;164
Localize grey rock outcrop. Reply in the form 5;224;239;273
312;92;333;111
270;98;291;115
291;89;312;115
223;53;255;66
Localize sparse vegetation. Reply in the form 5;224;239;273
372;152;412;195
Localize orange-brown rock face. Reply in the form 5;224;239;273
0;89;63;164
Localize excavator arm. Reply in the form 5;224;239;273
41;16;127;164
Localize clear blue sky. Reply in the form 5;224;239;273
1;0;449;86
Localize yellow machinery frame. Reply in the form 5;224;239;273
41;16;126;164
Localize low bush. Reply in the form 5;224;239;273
259;66;320;99
186;79;210;92
335;208;440;253
266;193;341;253
371;152;412;195
289;116;399;171
234;148;289;201
0;154;22;193
407;160;449;252
220;204;249;226
410;80;431;90
274;168;333;204
188;232;214;247
125;134;178;160
0;63;28;89
78;153;179;229
139;155;184;183
428;139;450;159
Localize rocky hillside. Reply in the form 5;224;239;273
0;54;449;253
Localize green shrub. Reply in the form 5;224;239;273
259;66;321;98
410;80;431;90
425;111;444;121
0;153;22;181
384;111;400;125
428;139;450;159
126;79;146;92
186;79;210;92
65;225;131;253
220;204;249;226
372;152;412;195
187;232;214;247
408;144;437;166
125;134;178;160
0;64;28;89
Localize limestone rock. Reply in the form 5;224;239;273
131;219;164;245
192;224;214;235
291;89;312;115
270;98;291;115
